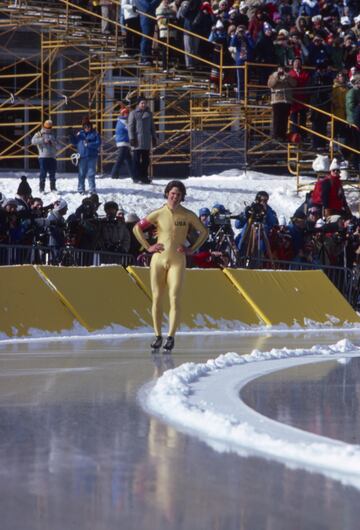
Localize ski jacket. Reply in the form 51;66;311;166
289;68;310;112
31;128;58;159
114;116;130;146
72;129;101;159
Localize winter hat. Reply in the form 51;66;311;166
43;119;53;129
104;201;119;211
199;207;211;217
4;198;18;209
329;158;341;171
278;29;289;38
311;15;322;23
53;198;68;212
17;175;32;197
125;212;140;223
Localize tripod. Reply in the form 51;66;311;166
241;219;274;268
211;225;241;267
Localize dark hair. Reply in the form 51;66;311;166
255;190;269;201
164;180;186;200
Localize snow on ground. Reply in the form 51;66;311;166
1;168;359;222
142;339;360;489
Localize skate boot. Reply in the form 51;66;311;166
150;335;163;353
163;336;174;353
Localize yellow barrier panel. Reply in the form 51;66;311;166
223;269;360;327
127;266;262;328
0;265;75;337
39;266;152;331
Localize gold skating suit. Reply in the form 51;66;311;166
133;204;208;337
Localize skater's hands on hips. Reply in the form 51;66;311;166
148;243;164;253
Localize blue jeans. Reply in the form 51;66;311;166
78;157;97;193
139;16;155;61
39;157;56;191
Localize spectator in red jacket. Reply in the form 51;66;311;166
288;57;310;137
311;158;350;217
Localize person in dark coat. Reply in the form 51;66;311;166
128;97;157;184
310;62;333;150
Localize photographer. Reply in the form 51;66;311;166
47;199;68;265
309;215;347;266
31;120;58;193
71;116;101;195
267;65;296;141
229;25;254;99
67;197;101;257
235;191;278;257
208;203;236;251
97;201;131;259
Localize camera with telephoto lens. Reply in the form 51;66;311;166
245;201;266;223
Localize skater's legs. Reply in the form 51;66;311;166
150;257;167;336
167;260;185;337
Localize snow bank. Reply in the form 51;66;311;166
143;339;360;489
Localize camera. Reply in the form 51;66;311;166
245;202;266;223
211;212;232;227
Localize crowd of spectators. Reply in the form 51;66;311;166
46;1;360;76
1;157;359;270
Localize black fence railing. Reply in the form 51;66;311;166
0;244;134;267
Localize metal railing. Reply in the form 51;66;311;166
1;243;358;308
0;243;134;267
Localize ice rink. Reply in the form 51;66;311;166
1;331;360;530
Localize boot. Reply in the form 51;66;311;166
50;181;57;192
150;336;163;351
163;336;174;352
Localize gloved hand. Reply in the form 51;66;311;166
130;138;138;148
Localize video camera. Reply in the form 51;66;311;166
245;201;267;223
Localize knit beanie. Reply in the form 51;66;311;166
17;176;32;197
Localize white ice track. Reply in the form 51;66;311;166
142;339;360;490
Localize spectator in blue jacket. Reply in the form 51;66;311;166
111;106;134;180
229;25;254;99
72;117;101;195
235;191;278;256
